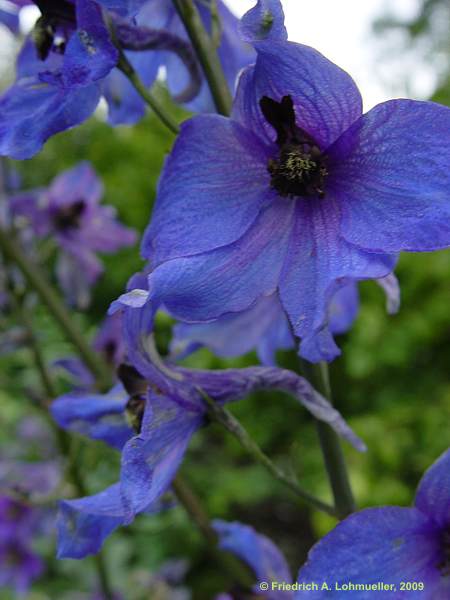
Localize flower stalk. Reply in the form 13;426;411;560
302;361;356;518
200;390;338;517
0;228;111;392
172;0;232;116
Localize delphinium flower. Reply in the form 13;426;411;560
172;275;400;365
12;161;136;308
0;496;45;595
0;0;253;157
296;447;450;598
139;0;450;364
51;294;365;558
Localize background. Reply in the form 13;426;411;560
1;0;449;598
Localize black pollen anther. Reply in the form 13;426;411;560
260;95;328;199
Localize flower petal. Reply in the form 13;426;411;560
240;0;287;43
0;78;100;159
147;200;293;321
51;383;133;450
415;448;450;529
233;41;362;149
279;200;396;363
330;99;450;252
141;115;274;264
213;519;292;598
296;507;444;599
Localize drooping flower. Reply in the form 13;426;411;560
12;162;136;308
140;0;450;363
52;294;365;558
296;447;450;598
172;275;400;365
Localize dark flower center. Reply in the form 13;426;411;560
439;529;450;577
117;363;148;433
52;200;85;231
33;0;76;60
260;95;328;199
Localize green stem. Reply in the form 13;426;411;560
172;0;232;116
172;475;254;589
117;52;180;135
302;362;355;518
0;229;111;392
200;391;337;517
8;288;113;599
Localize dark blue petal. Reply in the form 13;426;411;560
415;448;450;529
0;78;100;159
141;115;273;264
233;41;362;149
296;507;444;599
213;519;292;598
330;99;450;252
51;384;133;450
240;0;287;43
328;282;359;335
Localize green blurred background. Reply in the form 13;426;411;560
1;0;449;598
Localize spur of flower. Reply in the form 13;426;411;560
51;292;365;558
140;0;450;363
297;447;450;598
12;162;136;308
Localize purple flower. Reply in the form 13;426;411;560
140;0;450;363
12;162;136;308
0;496;44;595
172;275;399;365
296;448;450;598
53;295;364;558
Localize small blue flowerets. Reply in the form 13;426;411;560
296;448;450;599
140;0;450;363
51;293;365;558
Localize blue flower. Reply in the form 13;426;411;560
141;0;450;363
52;294;364;558
12;162;136;307
296;447;450;598
172;276;400;365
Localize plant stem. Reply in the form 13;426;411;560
302;361;355;518
200;391;337;518
8;289;114;599
0;229;111;392
172;0;232;116
117;52;180;135
172;475;254;589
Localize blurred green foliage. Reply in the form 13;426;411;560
1;2;450;597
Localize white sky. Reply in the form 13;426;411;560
227;0;434;110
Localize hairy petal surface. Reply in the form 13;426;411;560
296;507;445;599
142;115;273;264
213;520;292;599
233;41;362;149
329;99;450;252
415;448;450;529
